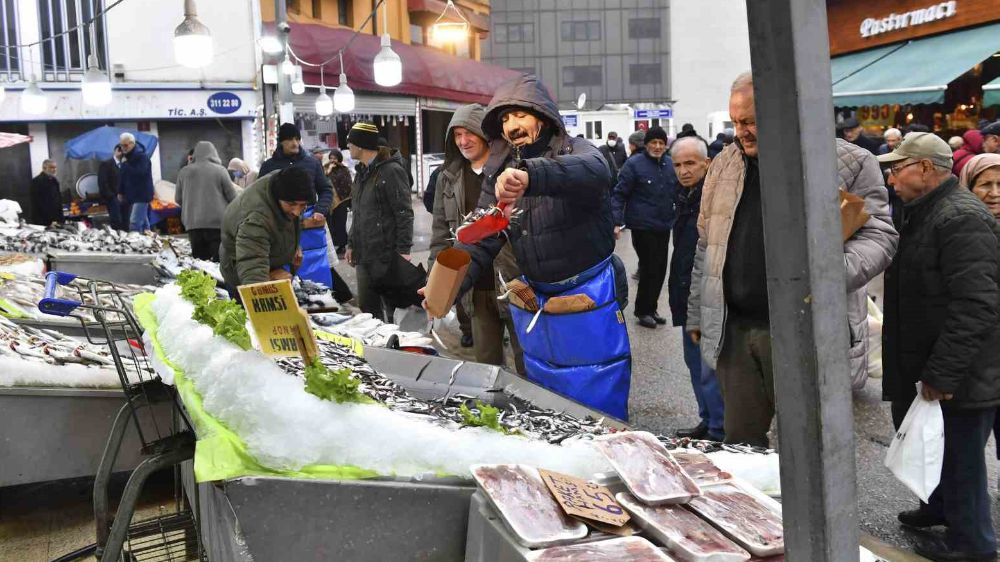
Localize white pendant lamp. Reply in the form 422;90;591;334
21;76;46;115
259;35;283;55
291;65;305;95
333;52;354;113
174;0;213;68
0;85;5;104
315;86;333;116
281;54;296;75
373;2;402;87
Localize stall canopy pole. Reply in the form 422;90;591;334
745;1;860;560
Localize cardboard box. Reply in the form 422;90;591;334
425;248;471;318
840;190;870;242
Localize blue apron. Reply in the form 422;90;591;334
508;256;631;420
296;206;333;288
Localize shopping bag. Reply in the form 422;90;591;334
866;297;883;379
884;385;944;502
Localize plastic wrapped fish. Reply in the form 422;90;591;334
672;450;733;487
527;536;676;561
685;483;784;558
616;492;750;562
472;464;587;548
595;432;701;505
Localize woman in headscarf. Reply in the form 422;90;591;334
227;158;258;190
959;153;1000;220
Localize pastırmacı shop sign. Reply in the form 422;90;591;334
860;1;957;37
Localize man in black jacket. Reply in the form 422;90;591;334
598;131;627;185
879;132;1000;561
840;116;881;155
29;160;64;226
259;123;333;232
98;146;123;229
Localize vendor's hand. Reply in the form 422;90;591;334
293;247;303;268
401;253;411;262
614;226;622;240
418;286;428;312
495;168;529;205
920;382;953;402
345;248;355;267
268;268;293;281
688;329;701;344
302;214;325;228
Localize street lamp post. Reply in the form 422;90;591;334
275;0;292;123
745;0;860;560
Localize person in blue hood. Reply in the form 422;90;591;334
117;132;155;232
259;123;334;231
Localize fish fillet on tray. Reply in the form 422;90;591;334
672;450;733;487
594;431;701;505
471;464;587;549
686;483;784;558
616;492;751;562
526;536;677;562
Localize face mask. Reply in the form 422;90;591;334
607;139;617;147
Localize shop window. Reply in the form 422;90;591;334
563;65;602;87
629;63;661;85
311;0;322;19
561;20;600;42
494;22;534;44
628;18;661;39
338;0;352;26
1;0;21;78
36;0;107;80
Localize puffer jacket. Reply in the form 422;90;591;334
687;139;897;389
883;177;1000;408
952;130;983;176
219;172;301;288
175;141;238;230
348;151;413;266
611;152;678;231
456;74;613;292
118;143;154;204
258;147;334;216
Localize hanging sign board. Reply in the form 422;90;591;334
538;469;631;527
238;279;318;362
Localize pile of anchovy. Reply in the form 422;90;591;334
0;272;150;320
152;249;223;285
0;224;170;254
0;315;114;366
273;338;764;453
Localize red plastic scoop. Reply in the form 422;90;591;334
456;201;510;244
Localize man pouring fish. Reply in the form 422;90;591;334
421;74;632;420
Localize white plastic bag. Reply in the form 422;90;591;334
884;384;944;502
866;298;883;379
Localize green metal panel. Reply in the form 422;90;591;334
984;76;1000;107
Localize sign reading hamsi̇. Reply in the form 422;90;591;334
238;279;318;362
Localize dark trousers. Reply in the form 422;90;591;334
104;197;125;230
356;261;395;322
715;317;774;447
456;301;473;339
188;228;221;261
330;267;353;304
630;230;670;317
328;203;349;251
892;399;997;554
682;326;725;437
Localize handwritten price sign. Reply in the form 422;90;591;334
538;469;630;527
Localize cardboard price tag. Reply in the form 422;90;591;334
538;469;630;527
237;279;318;362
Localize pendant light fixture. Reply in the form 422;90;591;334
429;1;470;46
333;52;355;113
21;76;46;115
0;85;5;104
291;65;305;95
315;66;333;116
81;22;111;107
281;53;296;75
174;0;213;68
259;35;283;55
372;0;402;87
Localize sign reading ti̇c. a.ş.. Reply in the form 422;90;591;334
237;280;318;362
538;469;631;527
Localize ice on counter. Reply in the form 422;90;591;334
150;285;609;478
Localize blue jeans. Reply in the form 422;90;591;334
129;202;150;232
681;326;725;437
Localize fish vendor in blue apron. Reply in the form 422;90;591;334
447;74;631;420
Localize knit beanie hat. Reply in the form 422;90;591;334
271;167;316;203
644;126;668;145
628;130;646;148
278;123;301;143
347;122;380;150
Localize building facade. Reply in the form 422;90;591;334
0;0;262;212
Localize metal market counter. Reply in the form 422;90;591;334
47;251;158;285
182;347;627;562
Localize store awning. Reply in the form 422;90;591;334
985;76;1000;108
289;23;521;105
832;22;1000;107
830;44;903;84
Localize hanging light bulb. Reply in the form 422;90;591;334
259;35;283;55
0;85;5;104
315;86;333;116
21;76;46;115
174;0;213;68
281;54;296;75
291;66;305;95
334;72;355;113
82;55;112;107
373;2;402;87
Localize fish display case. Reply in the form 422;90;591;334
181;347;628;562
48;251;158;285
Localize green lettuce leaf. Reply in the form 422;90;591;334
304;359;364;404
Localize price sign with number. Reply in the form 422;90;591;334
238;279;318;362
538;469;630;527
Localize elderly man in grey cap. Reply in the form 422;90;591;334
879;132;1000;561
627;130;646;157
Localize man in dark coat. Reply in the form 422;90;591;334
97;146;123;230
29;160;64;226
612;126;678;328
117;132;154;232
259;123;334;232
345;122;415;321
598;131;627;185
840;116;881;155
707;133;727;159
668;137;724;442
879;132;1000;561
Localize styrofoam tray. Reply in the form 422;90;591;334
526;536;677;561
685;482;784;558
594;431;702;505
